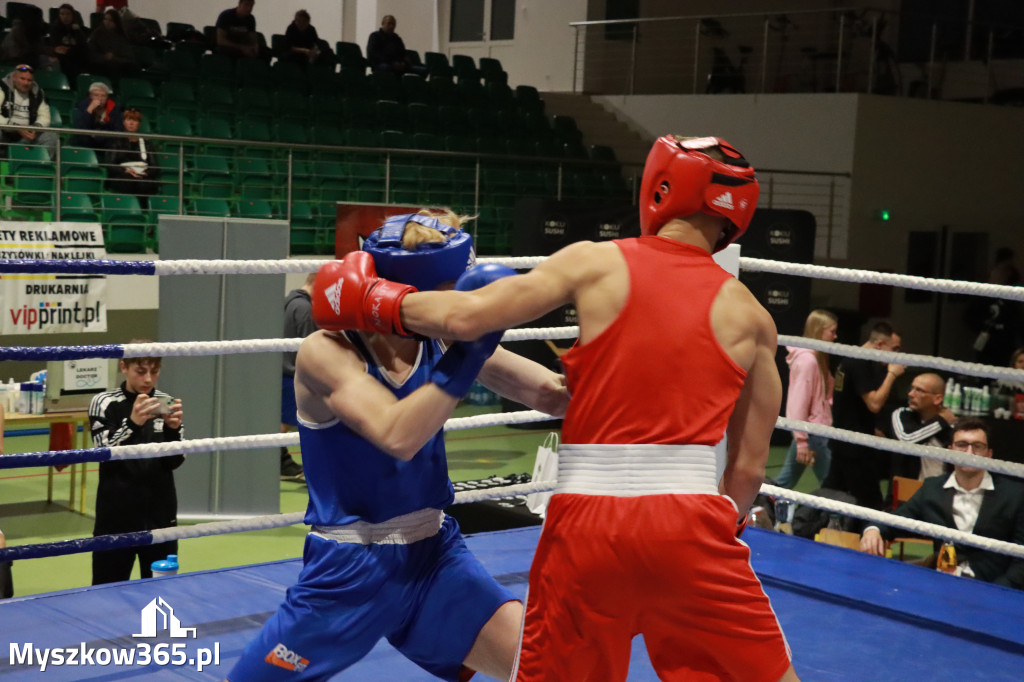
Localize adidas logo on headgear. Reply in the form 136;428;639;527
711;192;734;211
325;281;343;315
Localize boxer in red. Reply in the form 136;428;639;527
313;135;799;681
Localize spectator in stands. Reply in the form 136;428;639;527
71;82;124;150
47;4;90;82
105;108;160;205
216;0;261;59
0;19;43;69
0;65;58;158
281;9;327;65
822;321;905;510
776;309;837;490
89;346;185;585
88;9;139;78
860;418;1024;590
885;372;955;481
366;15;425;75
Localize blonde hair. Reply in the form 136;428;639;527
400;208;474;250
803;309;837;383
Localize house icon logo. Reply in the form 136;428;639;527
133;597;197;638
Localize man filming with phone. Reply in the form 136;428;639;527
88;343;184;585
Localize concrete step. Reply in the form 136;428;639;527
540;92;651;169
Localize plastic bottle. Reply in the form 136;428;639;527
943;379;954;409
17;383;32;414
937;543;957;574
8;380;19;414
951;385;962;414
150;554;179;577
826;513;843;531
981;385;991;414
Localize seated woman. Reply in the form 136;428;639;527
105;108;160;205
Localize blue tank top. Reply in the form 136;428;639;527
300;332;455;526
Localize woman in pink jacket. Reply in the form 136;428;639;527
775;309;837;489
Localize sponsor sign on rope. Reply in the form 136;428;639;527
0;222;108;333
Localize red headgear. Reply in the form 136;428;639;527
639;135;759;252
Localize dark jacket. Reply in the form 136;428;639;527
283;288;317;377
71;96;124;147
877;474;1024;590
105;135;160;195
89;382;184;535
47;20;88;55
366;29;405;67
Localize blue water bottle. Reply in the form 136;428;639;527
150;554;179;577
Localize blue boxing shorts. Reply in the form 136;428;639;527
227;514;515;681
281;375;298;426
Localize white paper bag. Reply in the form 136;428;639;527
526;432;559;517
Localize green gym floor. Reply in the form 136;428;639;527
1;405;820;598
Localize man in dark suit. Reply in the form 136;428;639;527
860;418;1024;590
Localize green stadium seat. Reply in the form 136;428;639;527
402;74;431;104
120;78;156;103
34;70;70;93
235;199;275;219
156;113;194;137
236;57;273;88
158;49;200;82
190;198;231;217
271;60;308;93
274;121;308;145
197;83;236;115
199;53;235;84
59;193;100;223
335;42;367;71
159;81;197;116
237;87;274;115
166;22;198;42
370;71;403;102
60;147;106;194
191;155;233;198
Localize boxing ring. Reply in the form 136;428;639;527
2;253;1024;680
1;527;1023;680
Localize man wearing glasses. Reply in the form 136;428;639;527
0;64;58;157
860;418;1024;589
886;372;955;480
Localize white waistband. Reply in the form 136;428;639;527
310;508;444;545
556;444;719;496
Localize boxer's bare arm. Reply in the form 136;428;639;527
294;331;459;461
715;280;782;518
478;347;569;417
400;241;624;341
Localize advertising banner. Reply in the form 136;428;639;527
0;222;108;334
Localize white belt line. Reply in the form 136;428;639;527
556;444;719;496
310;508;444;545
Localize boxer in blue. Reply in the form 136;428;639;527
228;210;568;681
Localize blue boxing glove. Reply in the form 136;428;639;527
429;264;517;398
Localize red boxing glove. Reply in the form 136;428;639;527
311;252;417;336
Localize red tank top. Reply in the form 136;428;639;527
561;236;746;445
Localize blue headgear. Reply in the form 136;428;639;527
361;213;476;291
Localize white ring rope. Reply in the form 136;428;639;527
740;257;1024;302
776;417;1024;478
101;480;1024;563
149;256;1024;306
762;484;1024;560
779;335;1024;383
17;333;1019;389
96;410;559;461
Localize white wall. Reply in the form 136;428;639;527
22;0;347;51
593;93;859;173
439;0;587;92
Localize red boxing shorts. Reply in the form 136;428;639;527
514;445;792;682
